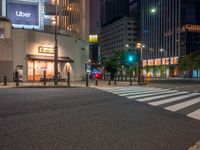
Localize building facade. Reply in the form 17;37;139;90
100;17;138;59
0;0;89;81
0;17;13;81
140;0;200;77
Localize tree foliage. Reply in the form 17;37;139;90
178;52;200;72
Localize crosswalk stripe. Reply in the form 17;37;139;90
126;90;177;99
113;88;167;94
112;89;152;94
187;109;200;120
165;98;200;112
149;93;200;106
119;89;170;96
106;87;161;92
136;92;188;102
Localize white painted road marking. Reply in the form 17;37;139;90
165;98;200;112
137;92;188;102
127;90;177;99
187;109;200;120
149;93;200;106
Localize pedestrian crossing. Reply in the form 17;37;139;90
95;86;200;121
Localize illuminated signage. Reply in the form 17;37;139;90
7;2;39;26
38;46;54;54
89;35;98;43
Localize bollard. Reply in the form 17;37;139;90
86;73;89;87
67;72;70;86
4;76;7;86
43;71;46;86
95;79;98;86
108;79;111;85
15;71;19;87
129;78;132;86
114;79;117;85
67;71;70;86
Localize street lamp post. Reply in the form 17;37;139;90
137;43;145;85
160;48;164;78
54;0;58;85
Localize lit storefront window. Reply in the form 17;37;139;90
28;61;54;81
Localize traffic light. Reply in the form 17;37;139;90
128;55;134;63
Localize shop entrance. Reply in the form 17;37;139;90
28;61;54;81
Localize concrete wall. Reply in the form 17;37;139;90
0;21;13;81
12;29;89;81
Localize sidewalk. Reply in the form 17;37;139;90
0;80;141;88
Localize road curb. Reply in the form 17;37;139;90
188;140;200;150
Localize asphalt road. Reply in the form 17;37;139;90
0;87;200;150
145;79;200;92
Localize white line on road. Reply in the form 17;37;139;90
149;93;200;106
136;92;188;102
187;109;200;120
165;98;200;112
126;90;177;99
118;89;171;96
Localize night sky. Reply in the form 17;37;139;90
90;0;100;34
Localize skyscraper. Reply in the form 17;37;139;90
140;0;200;77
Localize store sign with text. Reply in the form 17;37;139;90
38;46;54;54
7;2;39;26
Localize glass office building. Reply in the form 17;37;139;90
140;0;200;77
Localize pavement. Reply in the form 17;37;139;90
0;79;200;150
0;87;200;150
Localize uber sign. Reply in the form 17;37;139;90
7;2;39;26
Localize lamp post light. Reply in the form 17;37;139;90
137;43;145;84
54;0;58;85
160;48;164;78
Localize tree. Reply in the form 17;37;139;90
105;58;118;79
194;53;200;78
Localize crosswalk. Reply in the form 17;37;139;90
95;86;200;121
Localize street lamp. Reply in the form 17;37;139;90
54;0;58;85
160;48;164;78
150;8;157;13
137;43;145;84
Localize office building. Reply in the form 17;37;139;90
140;0;200;77
100;17;138;59
0;0;89;81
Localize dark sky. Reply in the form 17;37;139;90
90;0;100;34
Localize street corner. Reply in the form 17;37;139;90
188;140;200;150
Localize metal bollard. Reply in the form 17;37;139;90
114;79;117;85
86;73;89;87
95;79;98;86
129;78;132;86
67;71;70;86
108;79;111;85
15;71;19;87
4;76;7;86
43;71;46;86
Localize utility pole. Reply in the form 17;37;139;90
54;0;58;85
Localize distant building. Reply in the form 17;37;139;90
100;17;138;59
140;0;200;77
0;0;89;81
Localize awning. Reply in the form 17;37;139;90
26;55;74;63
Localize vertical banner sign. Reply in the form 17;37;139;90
7;2;39;26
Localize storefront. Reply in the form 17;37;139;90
27;55;73;81
11;29;89;82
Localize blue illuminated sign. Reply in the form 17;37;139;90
7;2;39;26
